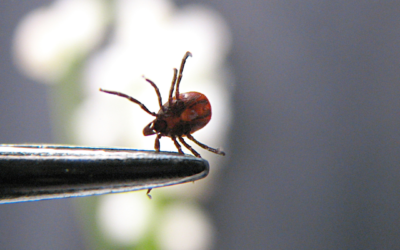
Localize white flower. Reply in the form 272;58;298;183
156;202;215;250
13;0;108;83
71;0;232;248
97;192;155;245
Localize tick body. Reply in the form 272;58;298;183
100;51;225;158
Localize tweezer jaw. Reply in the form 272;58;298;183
0;144;209;204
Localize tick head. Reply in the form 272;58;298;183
143;121;155;136
143;119;167;136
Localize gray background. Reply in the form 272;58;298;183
1;1;400;249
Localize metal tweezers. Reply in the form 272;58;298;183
0;144;209;204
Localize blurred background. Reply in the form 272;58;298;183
1;0;400;249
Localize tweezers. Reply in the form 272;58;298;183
0;144;209;204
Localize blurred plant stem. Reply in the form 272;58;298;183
47;57;86;144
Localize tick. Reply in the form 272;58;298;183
99;51;225;158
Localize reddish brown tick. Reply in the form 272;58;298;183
99;51;225;158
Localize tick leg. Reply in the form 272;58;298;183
99;89;156;116
178;136;201;158
142;76;163;109
155;134;162;152
146;188;152;199
175;51;192;99
171;135;184;154
168;68;178;106
186;134;225;156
